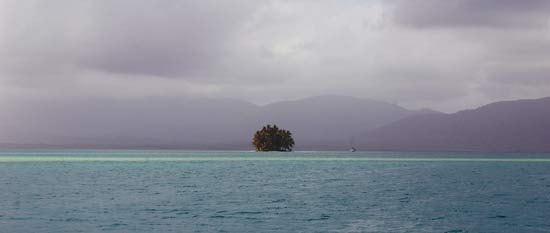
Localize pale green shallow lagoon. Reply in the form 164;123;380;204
2;156;550;162
1;150;550;232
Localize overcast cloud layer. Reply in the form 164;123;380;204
1;0;550;112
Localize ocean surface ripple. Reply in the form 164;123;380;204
1;150;550;232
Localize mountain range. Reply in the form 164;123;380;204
1;96;549;152
358;97;550;152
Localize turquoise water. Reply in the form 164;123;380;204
1;150;550;232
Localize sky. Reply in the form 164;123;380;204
1;0;549;112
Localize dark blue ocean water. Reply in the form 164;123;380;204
1;150;550;232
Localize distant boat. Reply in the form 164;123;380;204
349;136;356;152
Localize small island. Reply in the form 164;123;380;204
252;124;295;152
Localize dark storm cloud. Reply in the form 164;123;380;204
394;0;550;28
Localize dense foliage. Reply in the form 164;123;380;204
252;124;295;152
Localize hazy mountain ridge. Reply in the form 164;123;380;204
255;95;429;148
0;95;430;150
358;97;550;152
3;96;548;152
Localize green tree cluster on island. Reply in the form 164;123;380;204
252;124;295;152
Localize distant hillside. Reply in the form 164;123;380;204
253;95;432;149
358;97;550;152
0;95;431;150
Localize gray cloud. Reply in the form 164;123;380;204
76;1;258;77
0;0;550;114
394;0;550;28
1;0;259;78
487;64;550;86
